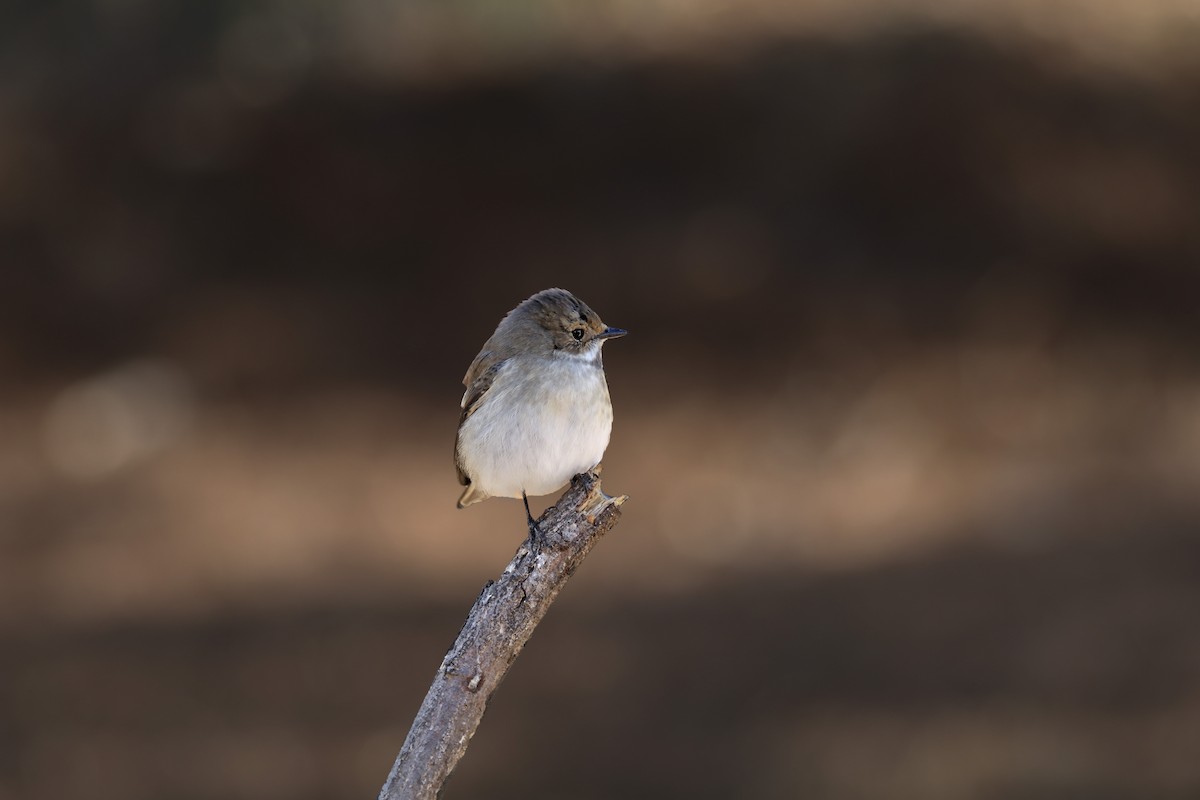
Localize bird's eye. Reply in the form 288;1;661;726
571;328;584;341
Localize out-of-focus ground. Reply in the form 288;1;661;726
5;2;1200;798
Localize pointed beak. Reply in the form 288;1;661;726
597;327;628;340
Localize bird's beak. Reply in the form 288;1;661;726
597;327;628;340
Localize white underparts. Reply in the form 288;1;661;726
457;350;613;501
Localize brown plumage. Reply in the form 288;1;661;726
454;288;625;513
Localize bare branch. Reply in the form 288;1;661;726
378;470;627;800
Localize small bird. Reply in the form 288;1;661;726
455;288;626;545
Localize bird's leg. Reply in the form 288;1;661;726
523;491;541;551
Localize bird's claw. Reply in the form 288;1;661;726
525;519;542;553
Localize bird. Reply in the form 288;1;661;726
454;288;626;546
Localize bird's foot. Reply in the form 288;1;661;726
522;491;542;553
525;518;542;552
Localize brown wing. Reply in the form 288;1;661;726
454;354;508;485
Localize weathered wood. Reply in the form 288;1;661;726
378;469;626;800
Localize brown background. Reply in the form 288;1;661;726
3;2;1200;798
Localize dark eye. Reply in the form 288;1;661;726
571;328;584;341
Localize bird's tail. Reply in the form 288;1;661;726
457;483;489;508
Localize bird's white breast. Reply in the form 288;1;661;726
457;351;613;500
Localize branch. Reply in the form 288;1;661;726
377;469;627;800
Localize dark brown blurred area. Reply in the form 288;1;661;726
4;2;1200;798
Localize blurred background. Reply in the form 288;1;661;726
4;1;1200;798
